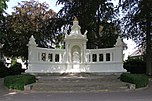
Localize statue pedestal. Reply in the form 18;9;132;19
72;63;80;73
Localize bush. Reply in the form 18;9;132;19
120;73;149;88
0;60;26;78
0;61;9;78
123;57;146;74
4;74;36;90
9;62;25;75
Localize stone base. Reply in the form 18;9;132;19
27;72;125;77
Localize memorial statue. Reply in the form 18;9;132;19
73;49;80;63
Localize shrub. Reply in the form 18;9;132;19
9;62;25;75
0;61;9;78
4;74;36;90
0;61;26;78
123;56;146;74
120;73;149;88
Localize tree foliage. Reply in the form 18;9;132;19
0;0;8;12
0;0;9;44
120;0;152;75
56;0;120;49
2;1;64;59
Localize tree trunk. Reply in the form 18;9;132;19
146;16;152;75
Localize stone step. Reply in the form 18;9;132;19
31;75;129;92
33;83;126;88
36;78;120;83
32;84;128;92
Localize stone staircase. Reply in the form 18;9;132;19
31;73;129;92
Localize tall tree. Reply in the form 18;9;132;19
56;0;120;49
120;0;152;75
0;0;8;13
3;1;63;59
0;0;9;44
0;0;9;15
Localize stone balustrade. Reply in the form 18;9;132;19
26;18;126;74
26;36;125;73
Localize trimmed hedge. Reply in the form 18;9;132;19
0;61;9;77
0;60;25;78
123;57;146;74
4;74;36;90
120;73;149;88
9;62;25;75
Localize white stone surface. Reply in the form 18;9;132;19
26;19;126;74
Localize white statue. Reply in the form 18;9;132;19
73;49;80;63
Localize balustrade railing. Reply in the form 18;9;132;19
27;35;126;73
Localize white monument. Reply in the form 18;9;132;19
73;49;80;63
26;17;126;74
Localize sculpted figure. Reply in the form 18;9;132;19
73;49;80;63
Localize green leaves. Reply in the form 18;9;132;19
0;0;9;45
120;73;149;88
57;0;119;49
4;74;36;90
0;0;8;12
121;0;152;44
2;1;62;59
120;0;152;75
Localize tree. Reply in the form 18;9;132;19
0;0;8;13
3;1;63;60
120;0;152;75
0;0;9;44
56;0;120;49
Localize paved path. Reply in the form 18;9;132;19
0;89;152;101
0;78;8;95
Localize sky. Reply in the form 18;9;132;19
5;0;137;60
5;0;62;14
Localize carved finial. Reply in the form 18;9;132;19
28;35;38;47
74;16;78;21
73;16;79;26
115;36;123;47
84;30;88;38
